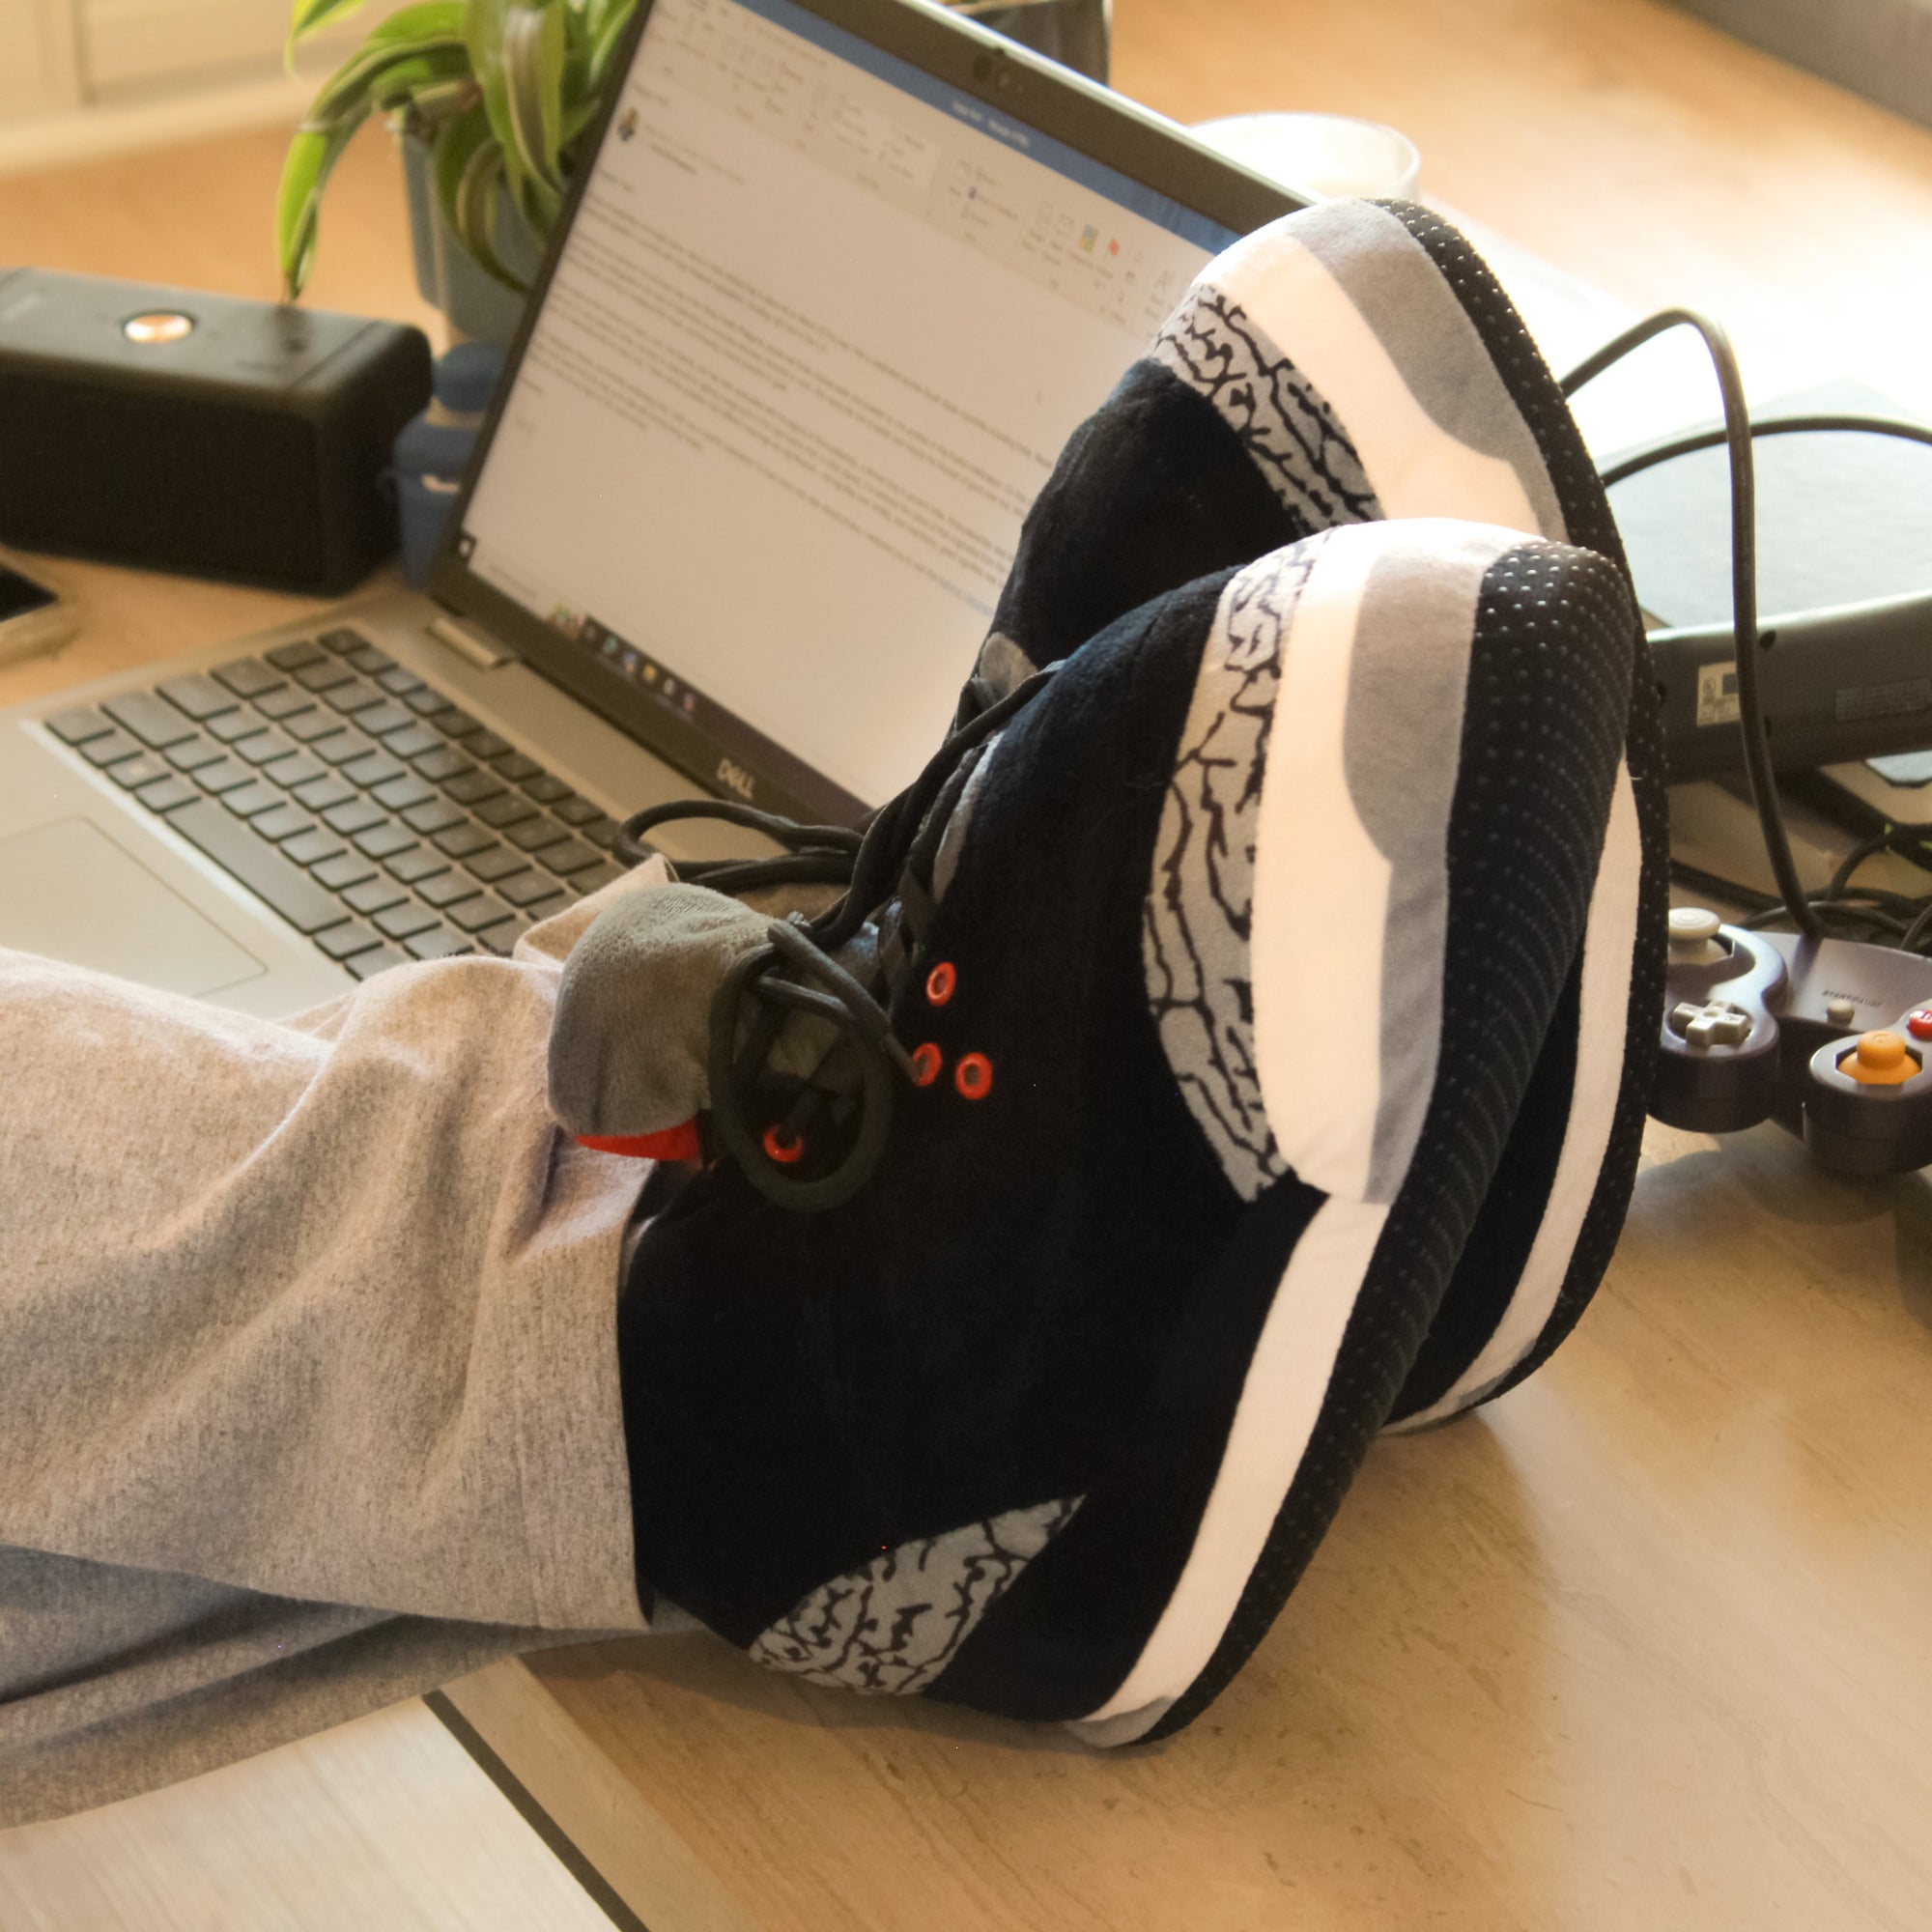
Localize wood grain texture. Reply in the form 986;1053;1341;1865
0;1700;619;1931
452;1118;1932;1932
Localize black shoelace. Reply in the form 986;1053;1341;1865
612;665;1058;1208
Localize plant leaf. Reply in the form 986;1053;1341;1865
309;36;469;125
457;147;527;291
465;0;517;157
274;117;367;298
501;0;566;190
558;94;601;149
288;0;466;74
433;104;529;293
584;0;637;92
367;49;477;116
366;0;468;38
559;0;589;106
392;73;480;125
582;0;624;46
431;100;493;254
505;162;561;237
282;19;466;290
465;0;554;232
286;0;371;67
286;0;620;297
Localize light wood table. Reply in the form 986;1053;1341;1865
4;3;1932;1925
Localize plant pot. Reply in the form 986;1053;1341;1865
399;130;545;346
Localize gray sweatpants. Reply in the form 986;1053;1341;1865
0;865;672;1826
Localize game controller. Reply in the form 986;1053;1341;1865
1650;907;1932;1173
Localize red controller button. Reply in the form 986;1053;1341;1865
1908;1009;1932;1040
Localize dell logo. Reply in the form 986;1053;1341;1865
716;757;755;800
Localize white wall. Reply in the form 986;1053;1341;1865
0;0;397;176
0;0;83;120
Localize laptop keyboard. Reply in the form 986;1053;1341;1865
43;625;629;980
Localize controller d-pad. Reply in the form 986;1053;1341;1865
1669;998;1754;1047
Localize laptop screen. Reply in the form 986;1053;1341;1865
452;0;1275;818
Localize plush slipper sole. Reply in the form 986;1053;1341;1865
1052;520;1636;1743
1155;198;1666;1430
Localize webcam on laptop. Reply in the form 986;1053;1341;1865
973;47;1018;89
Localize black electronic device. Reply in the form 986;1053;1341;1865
0;268;431;595
1650;909;1932;1173
1571;314;1932;1176
1643;588;1932;781
1606;384;1932;782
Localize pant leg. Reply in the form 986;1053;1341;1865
0;1544;591;1828
0;868;668;1822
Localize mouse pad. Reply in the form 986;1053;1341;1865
0;816;264;998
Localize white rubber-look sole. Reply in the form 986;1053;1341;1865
1221;202;1643;1432
1083;519;1502;1733
1076;1193;1389;1728
1077;534;1390;1731
1076;205;1638;1732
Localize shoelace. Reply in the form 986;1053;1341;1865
612;665;1058;1208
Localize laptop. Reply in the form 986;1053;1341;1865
0;0;1295;1016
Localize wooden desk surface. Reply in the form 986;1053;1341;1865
3;2;1930;1924
445;1113;1932;1932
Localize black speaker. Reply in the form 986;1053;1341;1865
0;267;432;595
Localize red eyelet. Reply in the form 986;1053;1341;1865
910;1042;942;1087
762;1124;806;1165
954;1052;992;1099
925;960;956;1006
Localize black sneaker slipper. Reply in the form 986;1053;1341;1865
594;515;1636;1743
959;197;1668;1432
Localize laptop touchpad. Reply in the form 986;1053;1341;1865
0;817;265;998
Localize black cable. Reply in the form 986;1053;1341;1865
1667;854;1928;945
1564;310;1823;938
1591;389;1932;942
809;663;1059;952
1667;857;1778;914
614;796;862;871
1825;833;1899;902
1600;412;1932;490
1823;833;1932;907
1743;899;1911;939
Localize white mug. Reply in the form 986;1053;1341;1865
1193;112;1422;202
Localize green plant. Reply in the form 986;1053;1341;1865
275;0;638;300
